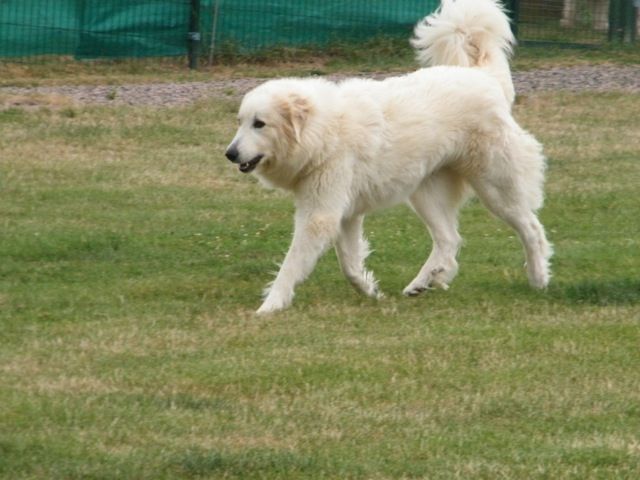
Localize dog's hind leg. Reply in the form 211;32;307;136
335;215;382;299
470;131;552;288
472;177;552;289
403;170;468;296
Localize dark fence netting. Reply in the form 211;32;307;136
76;1;190;58
0;0;81;57
0;0;638;62
0;0;440;59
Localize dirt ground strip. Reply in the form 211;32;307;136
1;65;639;108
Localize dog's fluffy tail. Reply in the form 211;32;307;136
411;0;516;103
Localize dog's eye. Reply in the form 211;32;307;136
253;119;266;129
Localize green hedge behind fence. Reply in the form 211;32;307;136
0;0;637;61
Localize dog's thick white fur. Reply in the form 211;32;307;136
225;0;552;314
411;0;516;103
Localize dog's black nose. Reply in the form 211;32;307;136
225;146;239;162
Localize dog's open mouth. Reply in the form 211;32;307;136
239;155;264;173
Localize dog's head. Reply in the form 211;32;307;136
225;81;314;178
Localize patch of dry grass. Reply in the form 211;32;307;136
0;92;76;111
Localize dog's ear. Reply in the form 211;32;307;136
278;93;312;144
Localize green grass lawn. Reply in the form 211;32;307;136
1;90;639;479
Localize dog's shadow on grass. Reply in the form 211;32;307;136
553;278;640;307
499;278;640;307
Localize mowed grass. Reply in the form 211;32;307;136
1;90;639;479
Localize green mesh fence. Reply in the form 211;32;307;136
0;0;81;57
76;1;190;58
0;0;191;58
205;0;440;52
0;0;637;61
0;0;440;59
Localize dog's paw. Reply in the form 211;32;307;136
367;287;384;300
425;267;450;290
403;263;457;296
362;282;384;299
256;300;284;315
402;284;433;297
346;270;383;299
525;258;551;290
256;300;286;315
363;271;384;299
256;303;281;315
528;269;550;290
256;291;292;315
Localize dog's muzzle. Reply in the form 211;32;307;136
225;145;264;174
238;154;264;174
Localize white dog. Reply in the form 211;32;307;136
225;0;552;314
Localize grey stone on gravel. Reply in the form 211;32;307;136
2;65;639;107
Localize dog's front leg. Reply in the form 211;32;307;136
335;215;382;299
257;210;340;315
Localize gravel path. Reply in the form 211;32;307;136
2;65;639;107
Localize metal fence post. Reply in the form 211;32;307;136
608;0;624;42
188;0;201;69
625;0;638;43
208;0;221;66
